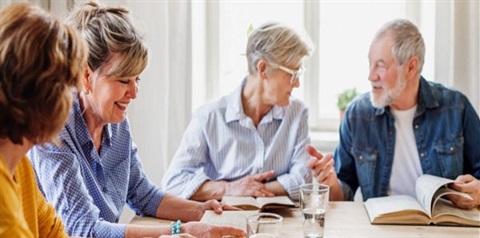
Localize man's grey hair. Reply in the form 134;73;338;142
374;19;425;74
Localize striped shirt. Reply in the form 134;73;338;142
28;95;165;238
162;81;311;200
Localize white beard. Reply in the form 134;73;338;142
370;72;407;108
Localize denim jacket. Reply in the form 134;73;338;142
335;76;480;201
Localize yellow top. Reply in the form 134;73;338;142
0;155;68;238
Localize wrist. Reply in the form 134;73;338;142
220;180;228;196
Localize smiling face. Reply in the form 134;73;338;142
82;54;140;125
368;32;407;108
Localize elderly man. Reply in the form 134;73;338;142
308;19;480;210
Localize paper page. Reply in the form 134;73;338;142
200;210;258;232
256;196;295;208
432;198;480;225
432;187;473;210
415;174;454;216
364;195;427;222
222;196;260;210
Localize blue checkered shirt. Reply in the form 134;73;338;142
29;95;165;238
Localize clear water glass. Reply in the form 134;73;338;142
300;184;329;238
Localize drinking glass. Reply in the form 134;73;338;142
299;184;330;238
246;213;283;238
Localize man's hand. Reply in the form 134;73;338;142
447;174;480;209
306;145;337;187
224;171;275;197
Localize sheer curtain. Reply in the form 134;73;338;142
425;0;479;113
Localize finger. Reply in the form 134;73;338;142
307;157;324;170
253;170;275;181
316;161;334;183
205;199;223;213
310;154;334;177
306;145;324;160
178;234;196;238
222;204;242;211
214;205;223;214
252;188;274;198
259;188;275;197
447;194;476;208
450;179;479;193
455;174;475;183
451;198;476;210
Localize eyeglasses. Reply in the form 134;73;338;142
276;65;305;85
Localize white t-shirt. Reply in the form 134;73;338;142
389;105;423;197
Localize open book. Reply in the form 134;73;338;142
222;195;296;211
364;174;480;226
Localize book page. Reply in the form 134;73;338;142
431;198;480;226
431;187;473;210
256;196;295;209
415;174;454;216
222;196;261;210
364;195;429;224
200;210;258;232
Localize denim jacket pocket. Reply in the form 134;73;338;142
434;136;464;179
351;146;377;191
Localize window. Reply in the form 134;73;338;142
313;1;406;130
192;1;435;132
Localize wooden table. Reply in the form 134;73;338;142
131;201;480;237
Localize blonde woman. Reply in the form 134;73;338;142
29;1;244;237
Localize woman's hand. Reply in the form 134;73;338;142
183;222;245;238
203;199;241;214
159;234;196;238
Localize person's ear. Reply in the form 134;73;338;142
83;66;93;94
406;56;418;78
257;60;268;79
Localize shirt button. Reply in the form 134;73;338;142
415;125;419;129
359;156;363;160
450;147;455;152
420;153;425;157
